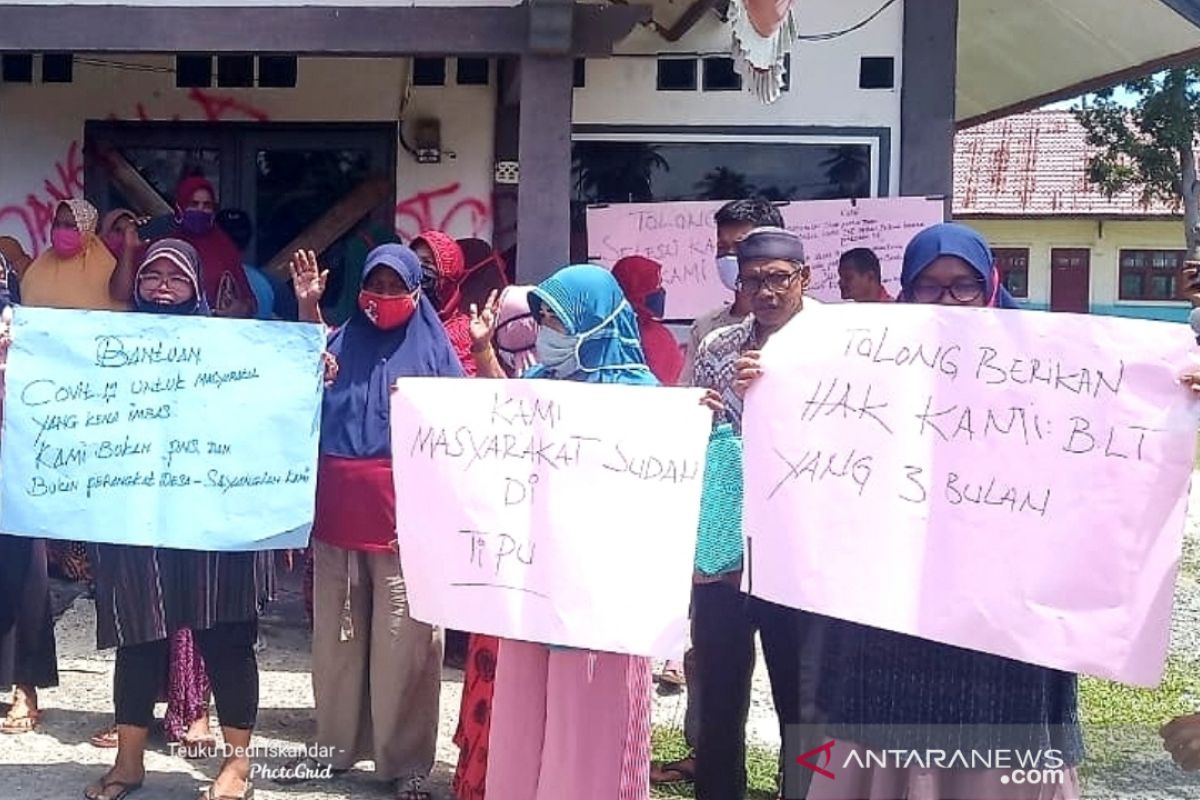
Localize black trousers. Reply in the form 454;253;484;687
692;582;820;800
114;621;259;731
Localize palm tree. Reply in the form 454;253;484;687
572;142;670;203
820;145;871;198
695;167;756;200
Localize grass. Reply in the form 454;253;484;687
1078;655;1200;782
650;724;779;800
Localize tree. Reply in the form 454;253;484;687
695;167;756;201
1075;68;1200;259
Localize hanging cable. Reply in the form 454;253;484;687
794;0;898;41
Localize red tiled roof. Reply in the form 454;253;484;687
952;110;1181;218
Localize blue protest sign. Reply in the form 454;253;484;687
0;308;324;551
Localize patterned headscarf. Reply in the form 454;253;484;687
60;198;99;235
133;238;210;316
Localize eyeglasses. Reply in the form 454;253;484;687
908;277;985;304
137;272;192;290
736;268;803;295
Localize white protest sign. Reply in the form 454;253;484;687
390;378;710;658
742;303;1199;686
585;197;945;318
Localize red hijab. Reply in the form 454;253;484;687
413;230;475;375
612;256;683;386
172;176;256;318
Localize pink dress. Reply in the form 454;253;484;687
485;640;651;800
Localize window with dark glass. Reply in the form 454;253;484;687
176;55;212;88
570;139;873;260
992;247;1029;299
259;56;298;88
413;58;446;87
656;58;698;91
217;55;255;88
1118;249;1184;301
42;53;74;84
3;54;34;83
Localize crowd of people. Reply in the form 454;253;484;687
0;182;1199;800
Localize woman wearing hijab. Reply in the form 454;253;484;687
84;240;271;800
286;245;463;800
20;198;132;310
733;223;1083;800
612;255;684;386
412;230;476;375
485;265;655;800
170;176;257;319
449;284;540;800
0;261;56;736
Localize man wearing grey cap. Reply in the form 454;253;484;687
690;226;820;800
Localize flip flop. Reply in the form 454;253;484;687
89;725;119;749
1;710;40;734
649;756;696;785
199;780;254;800
83;777;143;800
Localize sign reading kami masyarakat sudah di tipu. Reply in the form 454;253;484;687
0;307;325;551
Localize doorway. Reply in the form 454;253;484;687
84;121;397;322
1049;248;1090;313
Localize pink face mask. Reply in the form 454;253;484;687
51;228;83;258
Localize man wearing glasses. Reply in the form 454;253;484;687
689;226;819;800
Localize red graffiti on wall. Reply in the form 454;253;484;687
394;183;491;242
0;140;86;257
186;88;271;123
109;89;271;124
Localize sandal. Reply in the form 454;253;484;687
1;709;40;734
199;780;254;800
396;775;431;800
83;772;143;800
649;755;696;785
89;725;119;749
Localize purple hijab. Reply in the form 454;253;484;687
321;244;464;459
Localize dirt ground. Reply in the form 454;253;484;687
0;569;763;800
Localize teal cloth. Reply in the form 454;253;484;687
694;423;744;576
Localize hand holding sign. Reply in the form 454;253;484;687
742;303;1200;686
390;378;710;658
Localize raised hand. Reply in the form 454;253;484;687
290;250;328;307
469;289;501;350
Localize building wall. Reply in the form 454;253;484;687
0;0;906;261
969;217;1190;322
574;0;904;195
0;55;496;258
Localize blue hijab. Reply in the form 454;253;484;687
526;264;657;386
899;222;1019;309
321;244;464;459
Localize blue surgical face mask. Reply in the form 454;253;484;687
716;255;740;292
534;299;637;378
535;326;580;377
645;288;667;319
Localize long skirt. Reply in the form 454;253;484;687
486;640;651;800
453;634;499;800
0;537;58;689
163;628;211;742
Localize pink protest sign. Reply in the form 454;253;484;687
585;197;944;319
390;378;710;658
742;303;1200;686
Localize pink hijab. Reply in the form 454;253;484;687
492;285;538;377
